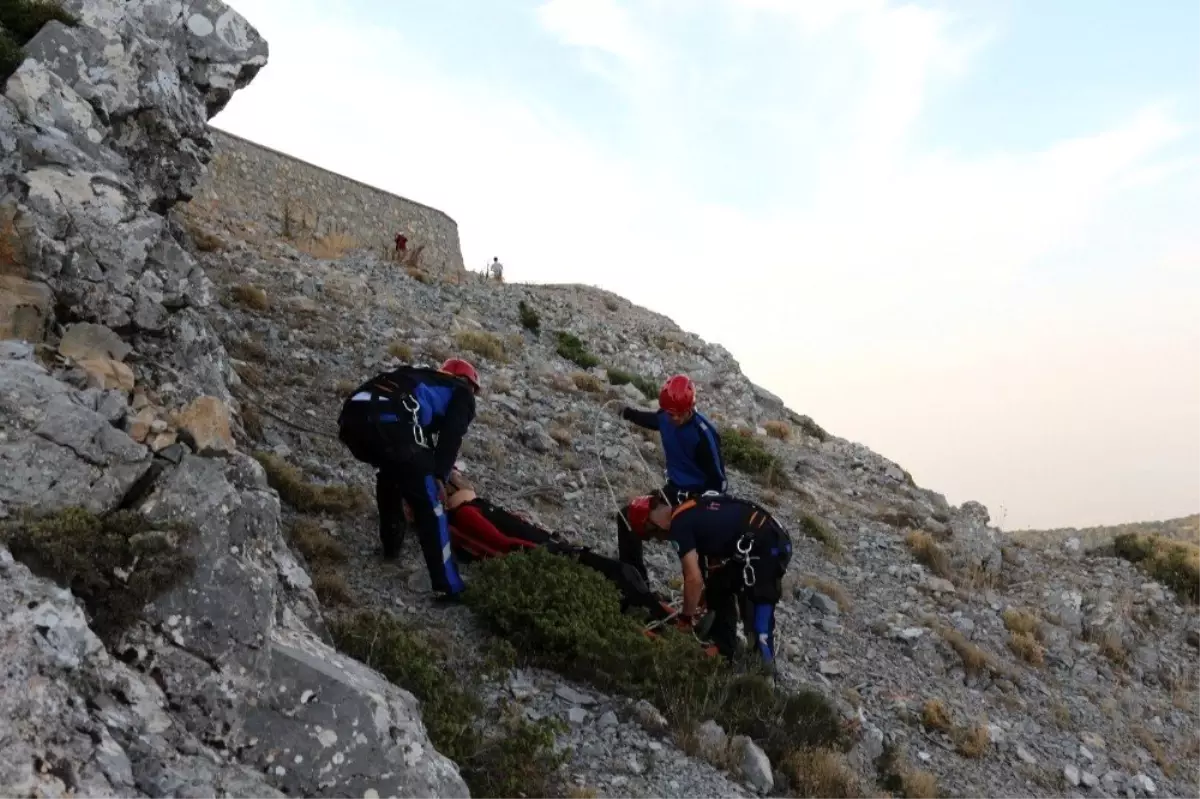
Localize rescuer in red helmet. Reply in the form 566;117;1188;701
620;373;727;507
337;357;480;602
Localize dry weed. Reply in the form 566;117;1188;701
800;575;853;611
784;748;865;798
1008;631;1045;666
311;566;354;606
955;723;990;758
453;329;506;361
229;284;270;312
905;530;953;579
300;231;357;260
548;426;573;447
571;372;604;392
764;420;791;440
921;699;952;731
388;340;414;360
1001;608;1042;638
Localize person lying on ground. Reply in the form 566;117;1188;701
618;374;727;507
426;471;693;630
640;492;793;670
337;358;481;603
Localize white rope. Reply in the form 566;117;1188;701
591;398;660;525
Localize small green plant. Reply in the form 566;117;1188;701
254;452;369;516
606;367;659;400
799;512;840;551
554;331;600;369
330;610;567;797
518;300;541;335
0;507;195;640
721;428;791;489
465;548;843;765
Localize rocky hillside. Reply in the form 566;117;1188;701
1;2;1196;798
1010;515;1200;551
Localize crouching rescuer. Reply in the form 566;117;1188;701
337;358;481;601
644;493;793;668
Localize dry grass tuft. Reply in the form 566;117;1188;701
1001;608;1042;637
453;329;506;361
548;426;574;447
1133;726;1174;776
565;787;599;799
764;420;791;440
800;575;853;611
571;371;604;392
1008;631;1045;666
1097;629;1127;666
287;517;347;565
784;747;866;798
183;217;225;252
311;566;354;605
388;340;414;360
932;623;996;676
905;530;953;579
300;231;357;260
921;699;952;731
334;378;358;396
229;284;270;312
900;770;939;799
955;723;990;758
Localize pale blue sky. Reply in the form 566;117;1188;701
214;0;1199;529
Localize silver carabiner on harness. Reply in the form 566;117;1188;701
400;395;432;450
736;533;758;587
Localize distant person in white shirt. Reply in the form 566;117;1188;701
488;257;504;282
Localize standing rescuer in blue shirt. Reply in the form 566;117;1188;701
336;358;480;603
641;492;793;669
617;374;728;579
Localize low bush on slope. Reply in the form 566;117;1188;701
1113;532;1199;603
464;547;847;785
722;427;792;489
331;609;567;798
0;506;196;640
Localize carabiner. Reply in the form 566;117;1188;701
743;562;757;588
736;534;754;556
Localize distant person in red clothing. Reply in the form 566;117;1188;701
394;233;408;260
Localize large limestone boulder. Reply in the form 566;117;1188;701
0;348;150;517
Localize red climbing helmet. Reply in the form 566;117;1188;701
439;358;481;393
658;374;695;415
627;495;653;538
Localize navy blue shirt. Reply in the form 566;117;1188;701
668;497;760;559
622;408;727;494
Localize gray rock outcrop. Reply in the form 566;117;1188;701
0;1;469;796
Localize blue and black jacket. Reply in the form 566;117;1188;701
340;366;476;480
621;407;727;495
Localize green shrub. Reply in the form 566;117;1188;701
721;428;792;489
518;300;541;336
554;331;600;369
254;452;369;516
330;610;566;797
799;512;840;551
0;31;23;78
606;367;658;400
1114;532;1199;602
0;507;195;640
465;548;844;764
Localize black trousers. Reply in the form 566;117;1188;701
701;523;792;664
340;410;464;595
